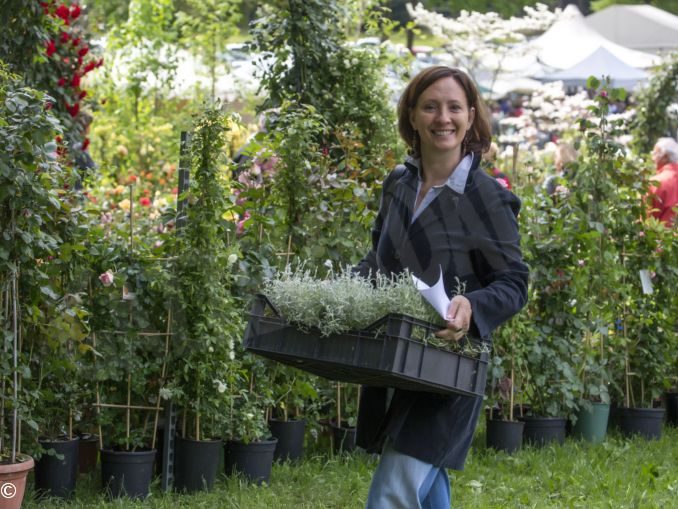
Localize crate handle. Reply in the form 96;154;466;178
252;293;281;317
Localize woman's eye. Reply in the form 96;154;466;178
423;104;437;111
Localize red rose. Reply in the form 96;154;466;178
95;57;104;68
70;4;81;19
66;102;79;117
79;90;87;99
82;138;90;151
59;32;70;43
55;136;63;143
78;46;89;57
71;74;81;87
139;197;151;207
71;37;81;47
55;4;69;20
45;102;54;110
46;40;57;57
83;61;96;73
57;77;66;86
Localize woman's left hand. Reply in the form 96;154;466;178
435;295;472;342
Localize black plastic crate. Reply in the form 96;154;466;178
243;295;489;397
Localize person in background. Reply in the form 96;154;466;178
482;141;511;190
648;137;678;226
543;141;577;197
354;66;528;509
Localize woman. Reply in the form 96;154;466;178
648;137;678;226
354;66;529;509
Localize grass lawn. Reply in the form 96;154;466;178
23;422;677;508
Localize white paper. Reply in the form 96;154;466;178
639;269;654;295
411;269;450;320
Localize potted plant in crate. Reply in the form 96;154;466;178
1;63;72;507
165;106;246;493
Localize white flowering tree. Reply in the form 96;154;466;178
406;2;559;91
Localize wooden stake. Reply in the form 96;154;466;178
336;383;342;427
126;373;132;450
152;307;172;451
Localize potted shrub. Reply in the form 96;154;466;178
166;106;245;493
572;81;674;440
267;364;318;462
485;315;531;454
224;354;277;486
1;62;71;507
86;207;172;499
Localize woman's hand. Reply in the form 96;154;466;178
435;295;472;342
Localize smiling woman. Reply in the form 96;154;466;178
354;66;528;509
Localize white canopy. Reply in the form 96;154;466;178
536;46;648;90
530;4;662;69
585;5;678;53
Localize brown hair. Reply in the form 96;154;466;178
397;66;492;157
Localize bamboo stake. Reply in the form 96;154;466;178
181;409;187;438
89;278;104;451
336;383;342;427
509;361;515;422
151;307;172;450
129;186;134;253
126;373;132;450
11;269;19;463
196;396;200;442
98;331;174;336
1;288;7;455
93;403;164;411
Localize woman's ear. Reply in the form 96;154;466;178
468;106;475;127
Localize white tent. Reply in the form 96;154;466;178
536;46;648;90
530;4;662;70
585;5;678;53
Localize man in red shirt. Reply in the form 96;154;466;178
648;137;678;227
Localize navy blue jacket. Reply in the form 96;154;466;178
354;153;528;469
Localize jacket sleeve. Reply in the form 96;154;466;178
353;166;407;279
463;183;529;340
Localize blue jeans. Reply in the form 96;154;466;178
366;440;450;509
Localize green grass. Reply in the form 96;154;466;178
23;423;677;508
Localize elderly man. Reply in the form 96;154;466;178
648;137;678;226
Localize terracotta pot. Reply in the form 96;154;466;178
0;455;35;509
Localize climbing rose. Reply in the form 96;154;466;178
46;40;56;56
99;270;114;287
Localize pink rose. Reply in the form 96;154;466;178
99;270;114;287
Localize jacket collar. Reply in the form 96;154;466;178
404;153;476;195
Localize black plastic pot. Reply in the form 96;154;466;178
173;436;222;492
519;416;567;447
617;407;665;440
664;391;678;427
268;418;305;462
100;448;156;499
486;419;525;454
78;434;99;474
329;421;357;454
224;438;277;485
34;436;79;499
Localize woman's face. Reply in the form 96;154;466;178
410;76;475;160
651;144;666;168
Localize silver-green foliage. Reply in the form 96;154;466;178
263;265;442;337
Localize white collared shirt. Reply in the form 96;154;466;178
409;153;474;223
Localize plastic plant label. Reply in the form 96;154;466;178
639;269;654;295
411;268;450;320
